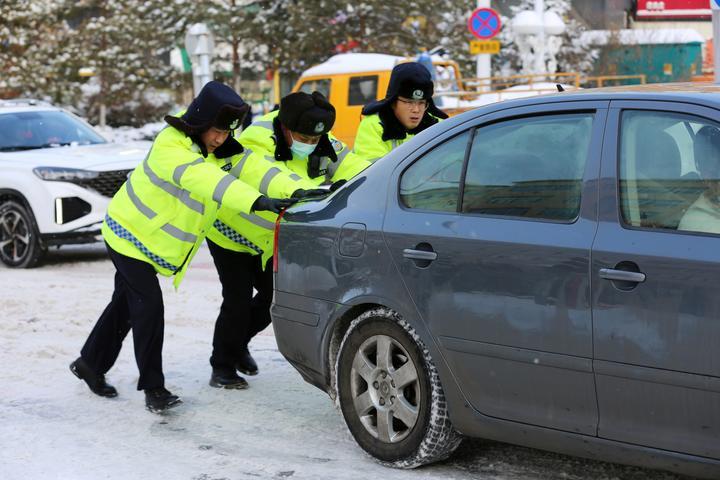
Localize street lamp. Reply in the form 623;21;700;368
511;0;565;77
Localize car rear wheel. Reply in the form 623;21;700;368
0;200;45;268
336;307;462;468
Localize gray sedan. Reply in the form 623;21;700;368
270;83;720;479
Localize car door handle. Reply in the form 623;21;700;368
599;268;646;283
402;249;438;261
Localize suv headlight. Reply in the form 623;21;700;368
33;167;100;182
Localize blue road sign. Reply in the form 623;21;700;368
467;8;502;40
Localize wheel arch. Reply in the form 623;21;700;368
0;189;32;211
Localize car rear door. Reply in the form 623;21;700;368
382;101;607;434
592;100;720;459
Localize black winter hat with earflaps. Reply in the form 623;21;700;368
362;62;447;119
278;91;336;136
165;80;250;136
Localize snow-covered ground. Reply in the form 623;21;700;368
0;245;692;480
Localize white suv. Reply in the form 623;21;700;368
0;99;148;267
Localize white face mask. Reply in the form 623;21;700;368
290;139;317;158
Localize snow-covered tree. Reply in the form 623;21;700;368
495;0;598;78
247;0;477;79
59;0;196;126
0;0;70;100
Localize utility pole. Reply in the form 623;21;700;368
713;0;720;83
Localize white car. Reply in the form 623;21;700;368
0;99;149;267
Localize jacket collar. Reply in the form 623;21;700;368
187;132;244;159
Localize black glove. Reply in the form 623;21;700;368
329;179;347;192
291;188;328;199
252;196;298;214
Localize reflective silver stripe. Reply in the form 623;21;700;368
213;175;235;204
230;149;253;177
391;140;398;149
125;178;157;219
173;158;204;185
328;148;350;176
143;161;204;214
289;173;302;181
264;155;276;162
239;213;276;230
160;223;197;243
252;120;273;130
259;167;281;195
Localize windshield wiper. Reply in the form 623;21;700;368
0;145;47;151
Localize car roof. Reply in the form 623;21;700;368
495;82;720;109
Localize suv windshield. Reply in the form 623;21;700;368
0;110;106;151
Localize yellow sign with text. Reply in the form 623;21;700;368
469;40;500;55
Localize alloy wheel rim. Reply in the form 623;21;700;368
0;210;30;263
350;334;420;443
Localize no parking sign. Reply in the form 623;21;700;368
467;8;502;40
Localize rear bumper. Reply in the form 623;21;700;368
270;290;341;393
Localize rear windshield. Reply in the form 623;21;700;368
0;110;106;151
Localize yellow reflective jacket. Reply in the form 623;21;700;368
206;145;317;263
352;112;443;164
207;110;369;262
240;111;369;185
102;125;261;287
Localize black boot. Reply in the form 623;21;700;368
235;347;258;376
209;368;249;389
144;387;181;413
70;357;118;398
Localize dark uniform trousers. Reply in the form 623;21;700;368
81;244;165;391
207;238;272;370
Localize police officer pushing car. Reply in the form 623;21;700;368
70;81;296;413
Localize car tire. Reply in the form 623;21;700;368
335;307;462;468
0;200;45;268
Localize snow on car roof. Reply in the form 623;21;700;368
581;28;704;45
300;53;405;77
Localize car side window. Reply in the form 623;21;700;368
348;75;378;106
399;131;469;212
462;113;594;221
298;79;331;99
619;110;720;235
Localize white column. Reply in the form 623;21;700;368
476;0;491;91
533;0;546;76
714;9;720;84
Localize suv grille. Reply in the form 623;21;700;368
78;169;131;197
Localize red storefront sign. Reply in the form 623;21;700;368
636;0;712;20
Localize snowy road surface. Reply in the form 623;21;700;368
0;245;692;480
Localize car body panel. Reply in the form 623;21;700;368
592;100;720;458
271;84;720;477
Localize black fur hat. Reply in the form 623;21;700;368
362;62;447;119
165;80;250;136
279;91;336;136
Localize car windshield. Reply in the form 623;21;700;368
0;110;106;151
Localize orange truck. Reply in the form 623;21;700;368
290;53;469;147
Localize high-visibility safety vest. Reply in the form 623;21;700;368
101;126;261;288
240;111;369;185
205;145;316;263
351;113;416;164
206;111;369;262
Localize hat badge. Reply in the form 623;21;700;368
314;122;325;133
412;89;424;100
